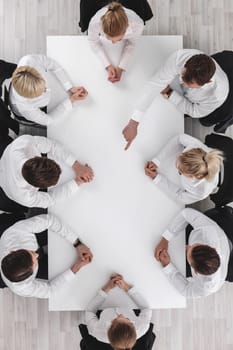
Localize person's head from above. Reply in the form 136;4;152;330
181;54;216;88
176;148;223;181
12;65;46;98
108;315;137;350
22;156;61;189
101;2;128;43
186;244;220;275
1;249;39;282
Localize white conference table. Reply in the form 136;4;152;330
47;35;185;311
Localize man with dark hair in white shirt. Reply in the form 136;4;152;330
10;54;88;126
0;134;94;209
154;208;230;298
85;273;152;346
0;214;93;298
122;49;229;150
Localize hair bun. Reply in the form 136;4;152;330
108;1;122;12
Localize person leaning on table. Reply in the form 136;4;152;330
0;214;93;298
122;49;229;149
154;208;230;298
0;134;94;209
144;133;223;204
88;1;145;83
9;54;88;126
85;274;152;349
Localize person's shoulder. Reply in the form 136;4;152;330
124;7;143;21
17;54;41;67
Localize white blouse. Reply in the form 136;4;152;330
152;134;220;204
10;54;73;125
88;7;144;70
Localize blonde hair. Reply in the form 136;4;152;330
12;66;45;98
101;2;128;37
177;148;223;181
108;320;137;350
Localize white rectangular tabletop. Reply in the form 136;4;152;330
47;35;185;310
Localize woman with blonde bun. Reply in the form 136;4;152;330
85;274;152;349
87;1;151;83
145;134;223;204
10;54;88;126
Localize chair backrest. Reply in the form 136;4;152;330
205;133;233;207
211;51;233;79
79;323;156;350
205;206;233;282
79;0;153;32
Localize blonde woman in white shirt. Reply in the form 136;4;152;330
88;2;144;83
10;54;88;126
85;274;152;348
144;134;223;204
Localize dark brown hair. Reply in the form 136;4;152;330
183;54;216;86
101;2;128;37
22;156;61;188
108;320;137;350
191;245;220;275
1;249;33;282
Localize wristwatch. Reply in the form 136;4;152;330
73;238;82;247
163;89;173;99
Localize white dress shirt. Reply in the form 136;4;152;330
88;7;144;70
85;287;152;343
0;135;78;208
10;55;73;126
162;208;230;298
132;49;229;121
0;214;78;298
152;134;220;204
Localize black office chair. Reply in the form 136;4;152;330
205;133;233;207
205;206;233;282
5;85;46;131
200;50;233;133
0;212;26;289
79;0;153;33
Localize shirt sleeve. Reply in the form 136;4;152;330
14;98;72;126
151;134;184;166
42;213;78;243
169;90;221;118
88;19;111;68
128;287;152;337
118;23;144;71
153;174;202;204
33;136;76;166
163;208;212;241
15;269;75;299
22;180;78;209
85;289;108;335
132;50;180;122
163;262;208;298
34;54;73;91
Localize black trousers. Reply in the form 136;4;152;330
0;187;28;214
200;51;233;127
0;135;12;157
0;212;26;288
185;225;193;278
35;230;48;280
